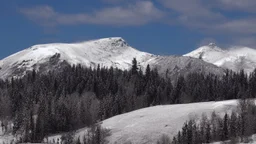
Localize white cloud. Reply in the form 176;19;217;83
214;18;256;34
20;6;57;26
156;0;256;48
20;0;256;48
157;0;226;33
158;0;256;35
20;1;164;27
159;0;224;21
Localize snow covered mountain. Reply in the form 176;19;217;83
0;37;224;79
184;43;256;74
0;37;153;79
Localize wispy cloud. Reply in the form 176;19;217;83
155;0;256;48
159;0;256;35
213;18;256;35
20;6;57;27
20;1;164;27
216;0;256;13
19;0;256;47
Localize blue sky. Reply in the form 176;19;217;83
1;0;256;59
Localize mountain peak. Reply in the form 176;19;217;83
87;37;129;47
184;44;256;74
107;37;129;47
208;43;216;48
0;37;151;79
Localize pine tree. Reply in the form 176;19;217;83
172;76;185;104
230;111;237;138
211;111;218;141
222;113;229;141
131;58;138;75
177;131;182;144
182;122;188;144
145;64;151;81
192;124;200;144
199;114;208;142
238;99;247;141
187;120;194;144
205;122;211;143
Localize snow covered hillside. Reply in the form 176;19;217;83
101;100;238;144
38;100;238;144
0;37;223;79
0;100;249;144
184;43;256;74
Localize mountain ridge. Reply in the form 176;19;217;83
0;37;224;79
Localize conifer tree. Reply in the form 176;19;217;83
222;113;229;140
230;111;237;138
187;120;193;144
205;122;211;143
131;58;138;75
145;64;151;80
211;111;218;141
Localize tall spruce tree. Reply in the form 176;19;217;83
131;58;138;75
222;113;229;140
205;122;211;143
145;64;151;80
230;111;237;138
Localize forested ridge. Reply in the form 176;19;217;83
0;58;256;142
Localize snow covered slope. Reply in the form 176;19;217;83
101;100;238;144
0;100;244;144
0;37;224;79
37;100;238;144
184;43;256;74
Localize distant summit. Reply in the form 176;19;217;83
208;43;216;48
184;44;256;73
